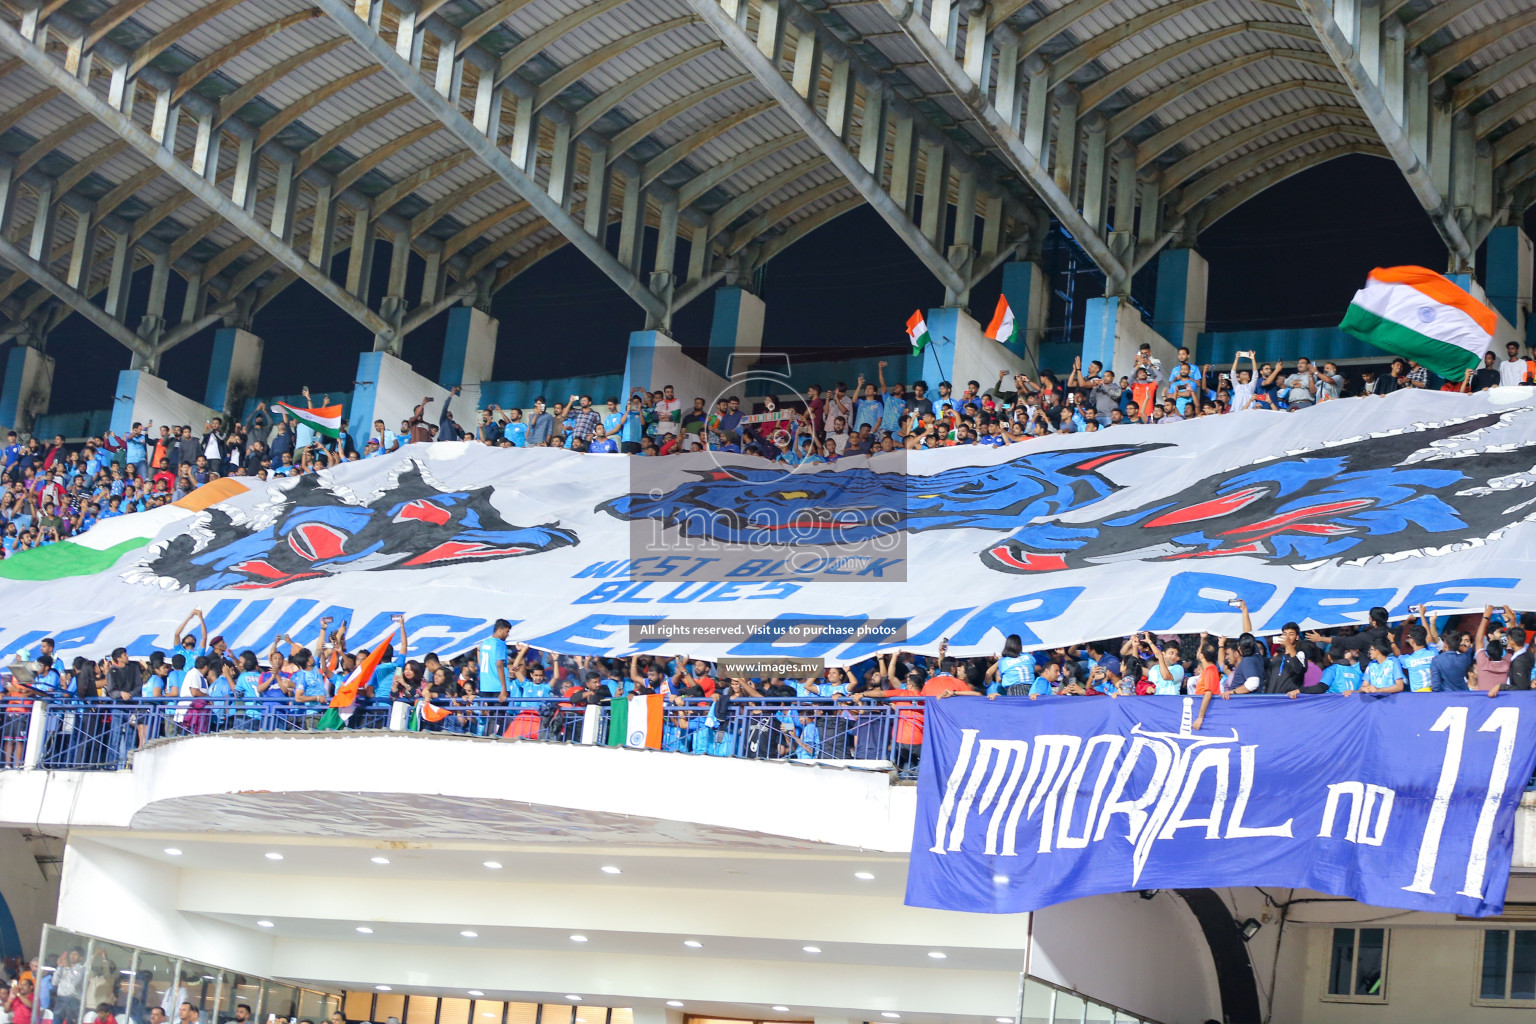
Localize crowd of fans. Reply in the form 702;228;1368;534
4;341;1527;560
3;598;1530;771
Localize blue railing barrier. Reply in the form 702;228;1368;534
0;696;916;774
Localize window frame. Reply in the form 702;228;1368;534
1473;927;1536;1007
1321;926;1390;1004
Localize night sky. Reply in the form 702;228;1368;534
37;155;1536;415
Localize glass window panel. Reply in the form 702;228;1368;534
609;1011;632;1024
264;983;299;1023
297;990;329;1024
1327;929;1355;996
503;1004;536;1024
373;994;406;1023
570;1010;595;1024
177;962;222;1020
130;951;178;1021
40;928;89;1023
437;999;469;1024
1050;993;1085;1024
1354;929;1385;997
470;1001;504;1024
540;1005;572;1024
1511;931;1536;1001
1482;929;1510;1001
225;975;263;1024
82;938;135;1020
344;993;374;1022
1082;1002;1114;1024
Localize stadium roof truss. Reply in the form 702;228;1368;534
0;0;1530;363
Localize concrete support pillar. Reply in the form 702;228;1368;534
1080;114;1108;238
856;78;885;173
621;329;731;407
999;261;1047;368
889;115;918;214
0;346;52;433
1151;247;1208;354
204;327;263;418
1358;0;1381;84
1022;56;1050;157
1382;16;1405;123
109;369;218;439
1051;85;1080;199
439;306;498;418
706;285;765;378
919;138;949;248
1486;225;1533;341
1406;51;1429;164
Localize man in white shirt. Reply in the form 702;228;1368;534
1499;341;1530;386
1229;351;1258;411
653;385;681;436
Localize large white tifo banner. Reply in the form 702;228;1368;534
8;389;1536;664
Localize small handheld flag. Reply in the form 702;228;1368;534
1339;266;1496;381
985;295;1017;344
317;626;396;731
907;310;932;356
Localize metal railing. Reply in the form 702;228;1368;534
0;696;917;773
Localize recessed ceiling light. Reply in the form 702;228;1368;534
374;986;391;992
467;992;484;998
881;1014;900;1020
483;861;502;869
771;1008;789;1014
927;951;947;959
854;871;874;880
264;852;283;861
666;1003;683;1009
164;848;182;856
356;926;373;934
256;921;274;928
683;940;702;948
995;1018;1014;1022
600;865;622;875
371;856;390;865
565;996;581;1002
570;935;588;943
460;931;478;938
802;945;821;953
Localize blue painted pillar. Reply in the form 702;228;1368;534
0;347;52;433
998;261;1046;365
439;306;498;388
1152;248;1208;355
1081;296;1129;375
1486;226;1532;342
920;307;967;385
707;287;766;378
204;327;263;418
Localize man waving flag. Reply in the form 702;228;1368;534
275;400;344;439
317;623;398;731
1340;266;1496;381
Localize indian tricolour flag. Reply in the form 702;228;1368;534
317;626;396;731
623;694;663;749
906;310;931;355
1339;266;1496;380
985;295;1016;343
275;402;344;439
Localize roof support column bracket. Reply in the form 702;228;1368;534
874;0;1127;283
1294;0;1474;270
0;232;151;361
315;0;669;323
685;0;965;296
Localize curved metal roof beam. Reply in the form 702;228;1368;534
706;156;833;234
128;0;251;77
409;171;502;238
993;0;1121;52
1106;48;1334;142
1477;81;1536;140
369;151;477;215
640;97;778;187
462;215;546;279
333;121;444;192
173;9;327;104
1197;142;1387;229
86;0;160;49
571;42;723;137
493;0;635;89
457;0;543;53
725;179;848;254
489;232;569;292
756;194;863;264
1078;23;1319;113
675;133;805;207
13;112;94;177
1428;10;1536;82
440;202;530;261
533;15;696;113
611;73;754;156
1047;0;1222;83
1498;147;1536;198
1156;105;1370;188
0;87;60;134
254;66;380;149
1493;119;1536;168
1136;81;1355;167
297;95;413;174
215;39;351;126
1175;129;1378;215
1451;48;1536;114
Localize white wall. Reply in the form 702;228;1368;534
624;331;734;411
949;312;1032;393
112;371;219;438
0;828;59;958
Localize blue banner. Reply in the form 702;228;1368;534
905;694;1536;917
